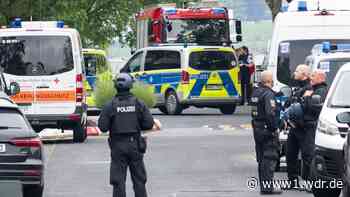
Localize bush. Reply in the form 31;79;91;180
94;71;156;108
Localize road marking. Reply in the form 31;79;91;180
240;124;252;129
45;143;57;165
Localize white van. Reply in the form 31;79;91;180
0;20;88;143
267;1;350;91
305;42;350;85
310;63;350;197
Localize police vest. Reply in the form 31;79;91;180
250;87;270;121
111;96;140;135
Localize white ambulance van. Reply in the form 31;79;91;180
0;19;88;143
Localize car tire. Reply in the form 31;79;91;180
73;122;87;143
23;185;43;197
158;106;168;115
165;91;182;115
219;105;236;115
312;188;341;197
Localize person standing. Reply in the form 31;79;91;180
285;64;312;188
98;73;161;197
250;70;282;195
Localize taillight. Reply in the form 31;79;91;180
181;70;190;84
76;74;84;102
11;137;42;148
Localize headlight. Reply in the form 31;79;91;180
317;118;338;136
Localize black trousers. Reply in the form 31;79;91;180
253;122;279;192
241;83;252;105
286;122;316;182
110;136;147;197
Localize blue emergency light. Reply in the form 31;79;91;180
164;8;177;15
322;42;331;53
298;1;308;11
213;8;225;14
56;21;65;28
10;18;22;28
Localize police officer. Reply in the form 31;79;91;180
251;71;282;195
98;73;161;197
302;69;328;175
286;64;312;187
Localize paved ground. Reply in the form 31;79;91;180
41;107;311;197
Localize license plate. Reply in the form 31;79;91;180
206;84;223;90
0;144;6;153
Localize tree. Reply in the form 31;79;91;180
265;0;293;20
0;0;142;48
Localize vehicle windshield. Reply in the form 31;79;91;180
0;109;29;129
0;36;74;76
84;53;107;76
329;71;350;108
166;19;229;44
277;40;350;86
189;51;236;71
317;59;350;86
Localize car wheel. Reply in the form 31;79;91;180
219;105;236;115
73;122;87;143
165;91;182;115
23;185;43;197
313;188;341;197
158;106;168;115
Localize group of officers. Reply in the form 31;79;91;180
251;64;328;194
95;63;327;197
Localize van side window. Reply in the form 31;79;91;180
145;50;180;71
121;52;143;73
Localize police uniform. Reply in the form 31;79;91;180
286;80;314;184
98;74;154;197
250;83;280;194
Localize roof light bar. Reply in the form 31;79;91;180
298;1;308;11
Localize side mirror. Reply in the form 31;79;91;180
235;20;242;35
336;112;350;124
280;86;292;97
8;82;20;96
311;95;322;105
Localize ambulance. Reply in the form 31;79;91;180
0;19;88;143
120;45;241;115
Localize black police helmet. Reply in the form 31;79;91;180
114;73;134;92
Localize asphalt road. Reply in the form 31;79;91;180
42;107;311;197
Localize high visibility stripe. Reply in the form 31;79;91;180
11;91;33;103
11;90;76;103
36;90;76;102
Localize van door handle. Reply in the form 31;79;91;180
36;86;49;89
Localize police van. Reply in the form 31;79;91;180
267;0;350;91
83;48;109;112
305;42;350;85
120;45;241;115
0;19;88;143
310;62;350;197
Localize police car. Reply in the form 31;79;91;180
310;62;350;197
305;42;350;85
0;19;88;143
120;45;242;115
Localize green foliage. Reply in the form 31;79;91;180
94;71;156;108
0;0;142;48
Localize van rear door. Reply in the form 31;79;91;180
187;49;240;99
1;35;76;115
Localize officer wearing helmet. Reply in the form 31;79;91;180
98;73;161;197
250;70;282;195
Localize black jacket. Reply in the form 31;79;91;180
303;82;328;122
98;92;154;134
251;83;278;131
